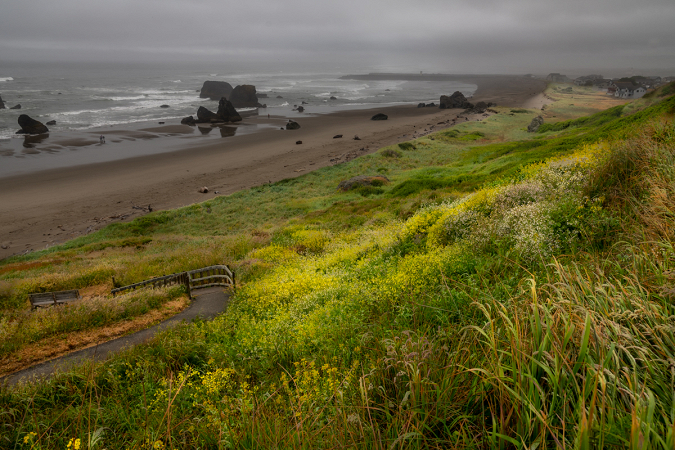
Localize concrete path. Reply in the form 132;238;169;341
2;287;230;387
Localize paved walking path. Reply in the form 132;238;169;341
2;288;230;387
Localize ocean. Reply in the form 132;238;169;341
0;61;476;140
0;61;477;178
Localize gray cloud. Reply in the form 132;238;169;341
1;0;674;74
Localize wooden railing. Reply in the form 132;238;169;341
111;265;234;298
187;265;235;294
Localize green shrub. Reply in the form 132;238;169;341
398;142;416;151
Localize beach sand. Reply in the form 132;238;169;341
0;75;546;260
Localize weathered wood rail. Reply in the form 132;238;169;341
29;290;81;310
111;265;234;298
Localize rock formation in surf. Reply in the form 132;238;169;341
16;114;49;134
229;85;263;108
0;95;5;109
199;81;234;101
196;106;221;123
216;97;242;122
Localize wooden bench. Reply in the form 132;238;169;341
29;290;80;310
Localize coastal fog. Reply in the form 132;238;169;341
1;0;674;75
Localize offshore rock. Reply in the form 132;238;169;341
0;95;5;109
199;81;233;100
439;91;473;109
46;120;57;125
229;85;263;108
216;97;242;122
528;115;544;132
16;114;49;134
10;104;21;110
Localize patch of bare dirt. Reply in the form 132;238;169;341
0;296;190;377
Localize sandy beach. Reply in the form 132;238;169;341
0;75;546;260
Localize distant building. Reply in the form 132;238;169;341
574;74;604;86
609;81;646;99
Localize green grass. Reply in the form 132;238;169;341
2;85;675;448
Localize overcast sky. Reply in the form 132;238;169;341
1;0;674;76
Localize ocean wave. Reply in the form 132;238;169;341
0;77;13;82
171;80;181;83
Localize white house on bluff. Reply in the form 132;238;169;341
608;82;646;99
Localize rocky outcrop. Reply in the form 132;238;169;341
181;115;196;125
286;120;300;130
371;113;388;121
229;85;262;108
199;81;233;100
10;104;21;110
528;115;544;133
46;120;56;125
337;176;390;191
196;106;220;123
160;104;170;108
0;95;5;109
16;114;49;134
330;96;337;100
439;91;473;110
216;97;242;122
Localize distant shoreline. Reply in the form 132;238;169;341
0;75;546;261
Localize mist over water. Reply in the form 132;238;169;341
0;61;476;140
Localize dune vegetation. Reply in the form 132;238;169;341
1;84;674;448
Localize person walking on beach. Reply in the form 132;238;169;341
99;135;105;144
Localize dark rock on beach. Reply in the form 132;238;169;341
196;106;220;123
417;103;426;108
333;134;343;139
338;175;390;191
297;106;304;112
286;120;300;130
371;113;388;121
10;104;21;110
230;85;263;108
216;97;242;122
439;91;473;110
16;114;49;135
46;120;56;126
200;81;234;101
528;115;544;133
181;115;196;125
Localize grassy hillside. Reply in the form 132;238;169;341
2;86;674;448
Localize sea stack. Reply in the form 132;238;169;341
216;97;242;122
16;114;49;134
199;81;234;101
0;95;5;109
229;85;263;108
